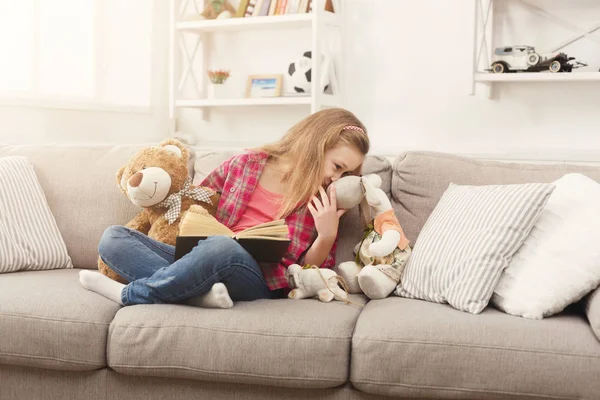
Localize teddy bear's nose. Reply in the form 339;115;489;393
128;172;143;188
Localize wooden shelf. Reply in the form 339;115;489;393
475;72;600;83
177;12;340;33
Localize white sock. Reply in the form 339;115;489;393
184;282;234;309
79;270;125;306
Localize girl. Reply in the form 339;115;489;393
80;108;369;307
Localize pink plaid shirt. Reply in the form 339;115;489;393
200;150;337;291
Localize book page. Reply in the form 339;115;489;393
237;226;289;239
179;211;234;237
238;235;290;241
239;219;286;232
237;219;289;239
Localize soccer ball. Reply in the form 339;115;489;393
287;51;330;94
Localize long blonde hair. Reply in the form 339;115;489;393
257;108;370;218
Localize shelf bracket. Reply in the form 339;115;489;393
514;0;600;52
178;34;202;98
471;0;494;98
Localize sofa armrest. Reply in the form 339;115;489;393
585;286;600;341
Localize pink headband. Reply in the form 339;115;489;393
344;125;364;133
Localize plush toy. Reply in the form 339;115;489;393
98;139;220;284
198;0;235;19
332;174;412;300
286;264;348;303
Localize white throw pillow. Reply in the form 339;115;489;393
396;182;554;314
492;173;600;319
0;156;72;273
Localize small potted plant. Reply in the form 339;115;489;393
207;69;230;84
206;69;231;99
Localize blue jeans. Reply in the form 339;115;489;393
98;226;272;306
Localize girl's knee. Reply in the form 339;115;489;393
204;236;243;255
201;236;252;265
98;225;132;255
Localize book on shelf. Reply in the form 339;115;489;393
175;210;291;263
235;0;335;17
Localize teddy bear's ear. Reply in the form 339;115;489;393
116;165;127;194
158;138;189;161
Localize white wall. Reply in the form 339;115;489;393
343;0;600;162
183;0;600;163
3;0;600;165
0;0;171;146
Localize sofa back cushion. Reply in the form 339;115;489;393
392;151;600;243
0;145;143;269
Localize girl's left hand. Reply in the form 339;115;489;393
307;185;347;241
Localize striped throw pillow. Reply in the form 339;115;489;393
0;156;72;273
395;182;554;314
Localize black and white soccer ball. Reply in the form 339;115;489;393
287;51;330;94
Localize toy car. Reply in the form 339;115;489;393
489;45;586;73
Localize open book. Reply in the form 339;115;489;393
175;210;291;263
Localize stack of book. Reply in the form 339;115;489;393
237;0;335;18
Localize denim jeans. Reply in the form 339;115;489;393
98;225;272;305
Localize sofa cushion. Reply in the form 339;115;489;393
493;173;600;320
585;286;600;342
0;144;144;269
192;149;239;186
108;296;367;389
0;269;121;371
396;182;554;314
0;156;72;273
393;151;600;243
352;297;600;399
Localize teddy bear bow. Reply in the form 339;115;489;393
158;177;214;224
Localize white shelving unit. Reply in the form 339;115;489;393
471;0;600;97
168;0;344;124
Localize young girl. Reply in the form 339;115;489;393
80;108;369;307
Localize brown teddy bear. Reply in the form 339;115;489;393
98;139;220;283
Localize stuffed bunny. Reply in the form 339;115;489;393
332;174;412;300
286;264;348;303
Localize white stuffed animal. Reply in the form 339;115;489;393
332;174;412;300
286;264;348;303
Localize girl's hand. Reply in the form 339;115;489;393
307;185;347;242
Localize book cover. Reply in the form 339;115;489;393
175;210;291;263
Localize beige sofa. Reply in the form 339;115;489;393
1;143;599;400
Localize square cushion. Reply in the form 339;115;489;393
108;296;367;388
0;269;121;371
493;173;600;319
352;297;600;399
396;182;554;314
0;156;72;273
0;145;145;269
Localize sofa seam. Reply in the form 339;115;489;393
0;311;112;326
352;337;600;359
111;364;342;383
110;324;352;340
0;351;104;367
353;379;582;400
